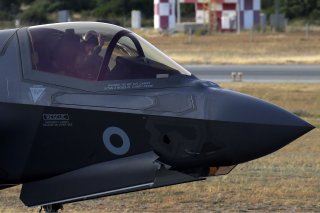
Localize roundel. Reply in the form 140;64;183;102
103;127;130;155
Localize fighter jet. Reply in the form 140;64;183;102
0;22;314;212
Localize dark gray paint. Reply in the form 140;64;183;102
0;29;17;55
20;152;159;207
54;93;155;110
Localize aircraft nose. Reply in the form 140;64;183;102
205;88;315;165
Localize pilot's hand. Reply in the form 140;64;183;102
98;34;106;47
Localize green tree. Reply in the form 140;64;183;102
20;0;50;24
92;0;153;19
284;0;320;19
261;0;320;21
50;0;97;12
0;0;20;20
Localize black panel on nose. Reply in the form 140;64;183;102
203;88;315;165
204;121;314;166
206;88;313;127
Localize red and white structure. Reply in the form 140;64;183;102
154;0;176;30
179;0;261;31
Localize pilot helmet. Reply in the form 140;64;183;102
83;30;98;45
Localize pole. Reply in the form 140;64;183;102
177;0;181;23
275;0;280;31
212;0;217;32
305;23;309;40
237;0;241;34
208;0;212;33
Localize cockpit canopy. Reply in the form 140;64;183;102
27;22;191;81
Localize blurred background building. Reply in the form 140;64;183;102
154;0;176;30
0;0;318;32
176;0;261;32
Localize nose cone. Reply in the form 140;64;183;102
205;88;314;166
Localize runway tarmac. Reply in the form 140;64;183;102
184;64;320;83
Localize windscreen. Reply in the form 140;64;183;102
27;22;191;82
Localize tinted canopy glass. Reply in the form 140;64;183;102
27;22;191;81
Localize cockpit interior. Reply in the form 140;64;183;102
27;22;191;81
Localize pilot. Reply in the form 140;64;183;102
75;30;105;80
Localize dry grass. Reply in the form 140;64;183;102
140;31;320;65
0;83;319;212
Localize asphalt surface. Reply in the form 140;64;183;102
184;64;320;83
